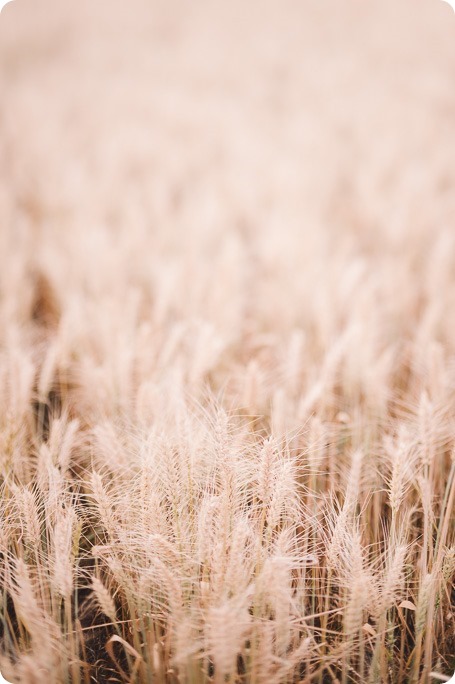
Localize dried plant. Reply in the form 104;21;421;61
1;1;455;683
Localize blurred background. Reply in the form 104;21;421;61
1;0;454;246
0;0;454;408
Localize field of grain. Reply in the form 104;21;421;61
0;1;454;682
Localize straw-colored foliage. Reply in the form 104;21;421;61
0;0;454;682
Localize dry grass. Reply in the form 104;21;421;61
1;0;455;682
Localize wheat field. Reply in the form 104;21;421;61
0;0;454;682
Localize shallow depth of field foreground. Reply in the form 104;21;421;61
1;1;455;682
